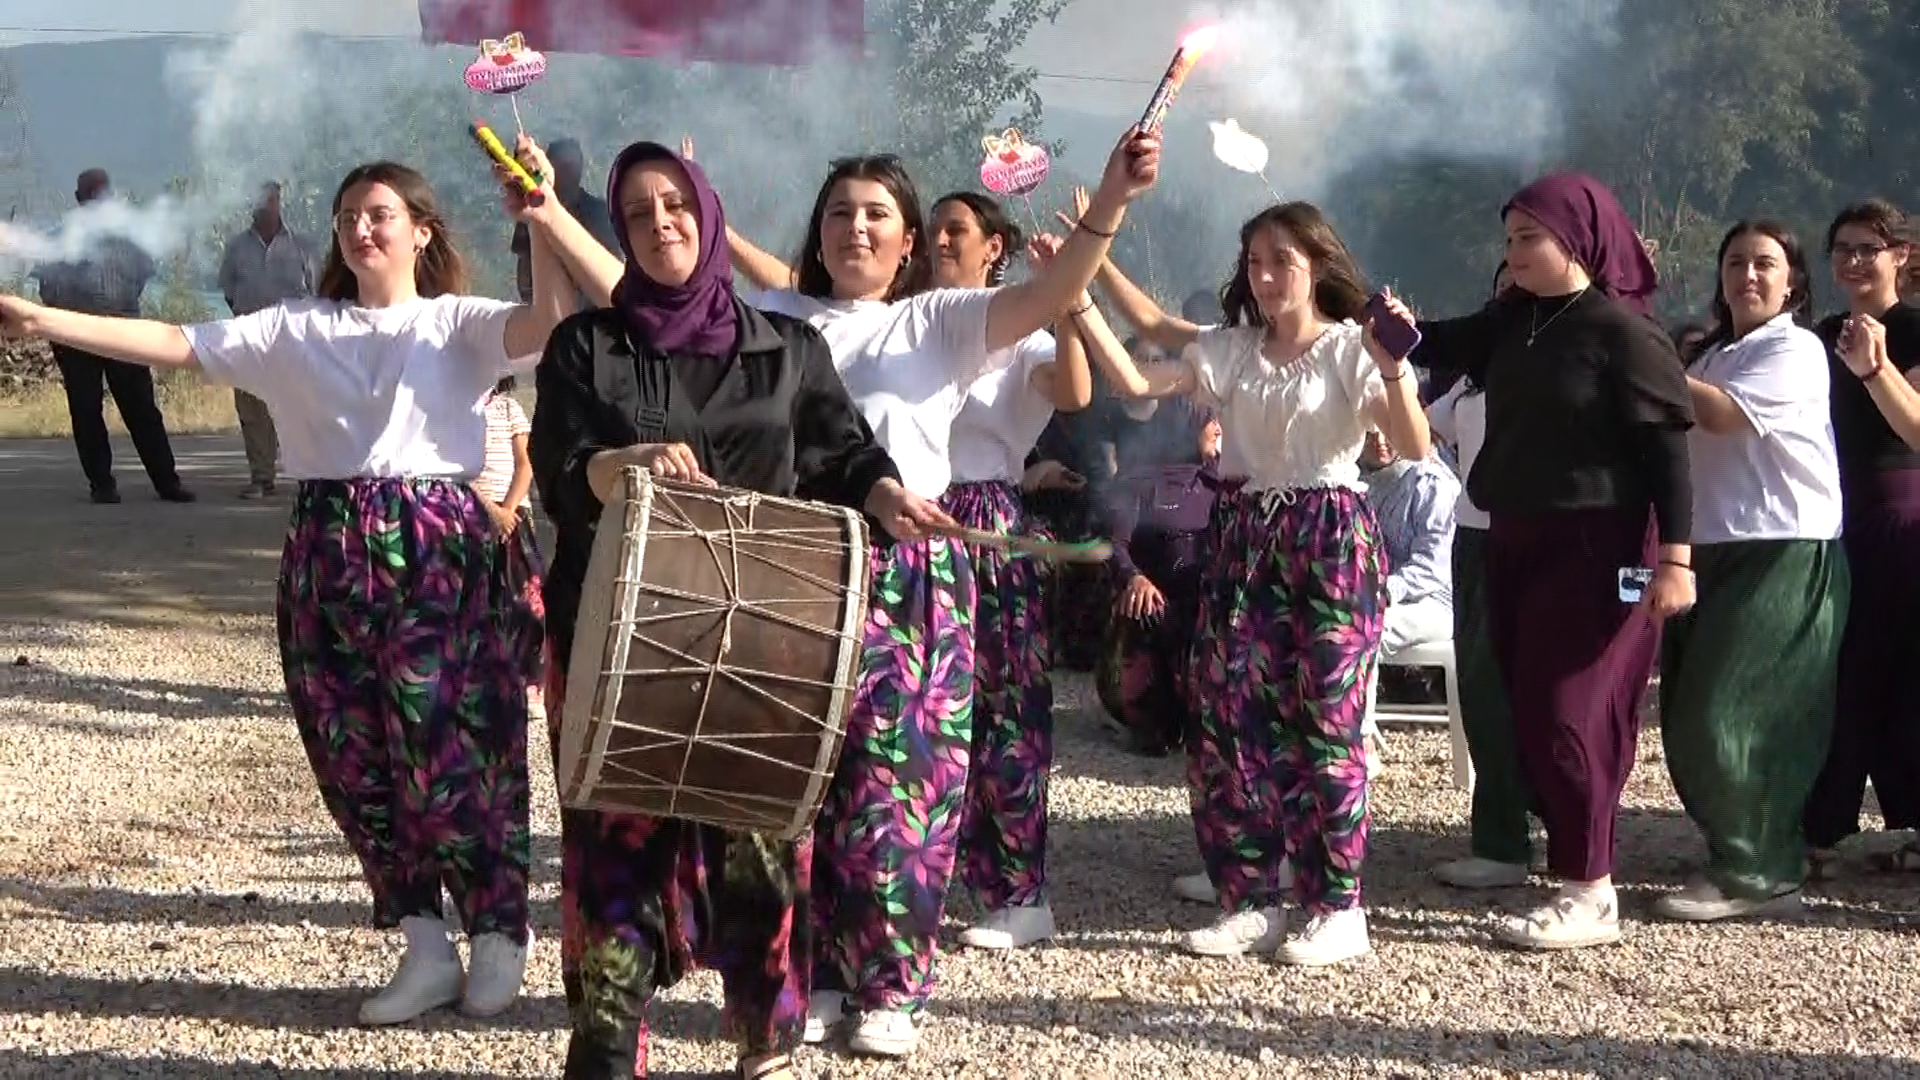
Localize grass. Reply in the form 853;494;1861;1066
0;372;239;440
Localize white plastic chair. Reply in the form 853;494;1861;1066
1364;638;1472;793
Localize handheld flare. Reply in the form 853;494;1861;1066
1138;26;1219;135
470;122;546;206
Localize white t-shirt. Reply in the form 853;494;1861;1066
948;330;1056;484
1426;377;1491;530
1185;320;1384;493
1687;315;1844;544
183;295;531;481
750;286;1004;498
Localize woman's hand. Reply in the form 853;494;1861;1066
1363;287;1417;369
1021;460;1085;493
1053;185;1093;233
497;134;557;225
864;478;959;543
1118;575;1167;621
0;295;43;338
1642;563;1696;621
1027;232;1064;270
483;500;520;537
1838;314;1887;378
587;443;715;501
1095;130;1161;206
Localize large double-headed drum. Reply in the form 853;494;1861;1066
557;468;870;840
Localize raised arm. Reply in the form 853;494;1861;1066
502;222;579;362
0;296;196;370
1365;291;1434;461
727;226;797;292
509;137;624;310
981;130;1160;354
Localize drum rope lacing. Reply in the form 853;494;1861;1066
599;485;866;823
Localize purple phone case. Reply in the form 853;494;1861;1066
1367;292;1421;360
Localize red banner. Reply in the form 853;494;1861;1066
418;0;864;65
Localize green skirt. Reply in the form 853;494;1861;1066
1659;538;1849;898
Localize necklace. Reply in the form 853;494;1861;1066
1527;286;1590;346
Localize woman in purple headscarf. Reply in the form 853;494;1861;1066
1395;172;1697;952
527;140;950;1080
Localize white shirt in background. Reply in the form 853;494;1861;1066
750;286;1009;499
182;295;533;480
472;393;531;504
1686;314;1844;543
1426;376;1492;530
948;330;1056;484
1185;320;1384;493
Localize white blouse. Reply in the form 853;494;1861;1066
1426;376;1491;530
1687;315;1844;543
948;330;1056;485
1184;320;1384;493
751;286;1011;499
182;295;530;480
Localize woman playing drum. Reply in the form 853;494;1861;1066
526;140;951;1080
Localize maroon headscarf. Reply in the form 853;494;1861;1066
1503;172;1658;317
605;141;738;357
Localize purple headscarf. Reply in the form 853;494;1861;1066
605;141;738;357
1503;172;1658;317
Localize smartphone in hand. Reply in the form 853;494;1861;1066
1366;291;1422;361
1617;566;1654;603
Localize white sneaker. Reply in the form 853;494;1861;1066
847;1007;917;1058
1172;872;1217;905
1433;857;1530;890
1496;887;1621;950
460;929;530;1017
1172;861;1290;906
1653;879;1803;923
1182;907;1285;957
959;902;1055;950
1277;908;1370;967
358;917;464;1026
801;990;845;1044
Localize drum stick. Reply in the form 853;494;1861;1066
932;524;1113;564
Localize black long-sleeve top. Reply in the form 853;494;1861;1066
1413;289;1696;543
528;299;901;665
1815;301;1920;479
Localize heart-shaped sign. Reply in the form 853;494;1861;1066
465;32;548;95
979;129;1051;197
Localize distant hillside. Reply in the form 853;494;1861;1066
8;37;200;209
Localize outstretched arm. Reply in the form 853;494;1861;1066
0;297;196;370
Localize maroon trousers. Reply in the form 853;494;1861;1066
1486;508;1659;882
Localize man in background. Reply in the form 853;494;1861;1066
31;168;194;505
218;181;315;498
511;137;617;302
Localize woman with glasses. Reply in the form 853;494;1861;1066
0;149;607;1026
1803;199;1920;877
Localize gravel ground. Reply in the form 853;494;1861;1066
4;435;1920;1079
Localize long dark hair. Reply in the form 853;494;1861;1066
932;192;1023;286
1692;219;1812;363
794;154;932;302
1218;202;1369;328
315;162;467;302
